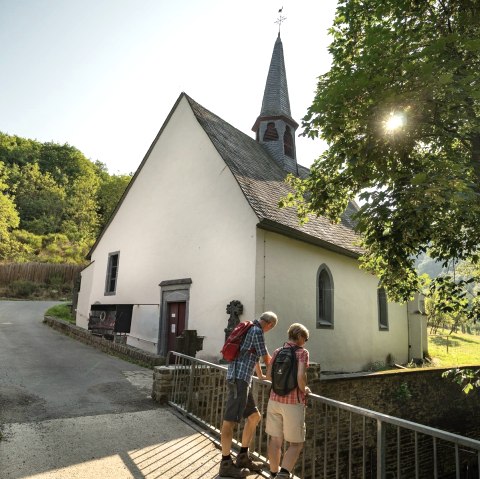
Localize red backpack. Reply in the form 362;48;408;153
220;321;254;362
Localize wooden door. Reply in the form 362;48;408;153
167;302;186;354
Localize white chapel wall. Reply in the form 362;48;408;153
76;95;259;360
127;305;160;354
76;261;95;330
256;230;409;372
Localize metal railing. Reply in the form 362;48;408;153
166;352;480;479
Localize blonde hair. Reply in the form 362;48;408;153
288;323;309;341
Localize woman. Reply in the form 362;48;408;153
266;323;310;479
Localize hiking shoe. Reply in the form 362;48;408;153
276;471;291;479
236;452;263;472
219;458;249;478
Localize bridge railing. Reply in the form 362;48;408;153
166;352;480;479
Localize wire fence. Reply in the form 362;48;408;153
0;262;82;286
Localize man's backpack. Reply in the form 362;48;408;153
271;343;301;396
220;321;254;362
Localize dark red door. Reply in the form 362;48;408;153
167;302;186;354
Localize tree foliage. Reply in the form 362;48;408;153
0;162;20;260
95;166;132;227
0;133;132;264
443;367;480;394
9;163;66;235
283;0;480;305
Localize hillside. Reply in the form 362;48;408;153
0;132;132;264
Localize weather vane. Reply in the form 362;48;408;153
275;7;286;34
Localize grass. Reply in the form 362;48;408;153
45;303;75;324
0;283;71;301
428;329;480;367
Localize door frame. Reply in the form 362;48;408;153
157;278;192;356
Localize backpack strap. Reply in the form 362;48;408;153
239;321;257;357
285;343;302;402
233;321;256;381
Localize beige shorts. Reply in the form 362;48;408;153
265;400;306;443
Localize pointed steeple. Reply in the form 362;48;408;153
252;33;299;174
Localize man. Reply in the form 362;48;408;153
219;311;278;478
266;323;310;479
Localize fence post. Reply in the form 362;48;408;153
187;361;195;411
377;419;386;479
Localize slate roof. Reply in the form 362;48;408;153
259;34;293;120
186;94;363;258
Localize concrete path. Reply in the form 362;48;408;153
0;301;157;423
0;301;267;479
1;408;267;479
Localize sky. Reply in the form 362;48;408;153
0;0;338;174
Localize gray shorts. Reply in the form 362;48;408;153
223;379;258;422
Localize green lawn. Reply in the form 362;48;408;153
45;303;75;324
428;330;480;367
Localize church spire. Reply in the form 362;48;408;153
252;33;299;174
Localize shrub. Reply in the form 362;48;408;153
8;280;38;297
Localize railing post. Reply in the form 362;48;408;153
187;360;195;411
377;419;386;479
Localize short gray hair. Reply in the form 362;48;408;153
260;311;278;326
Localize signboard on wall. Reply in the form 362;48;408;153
89;308;116;332
88;304;133;337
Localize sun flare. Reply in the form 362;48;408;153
384;113;405;132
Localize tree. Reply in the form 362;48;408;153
0;162;21;259
425;274;472;334
96;173;131;229
62;174;100;244
457;258;480;332
38;142;96;185
0;133;41;168
10;163;66;235
0;132;134;263
283;0;480;307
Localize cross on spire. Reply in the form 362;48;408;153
275;7;286;34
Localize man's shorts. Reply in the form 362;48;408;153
265;400;306;443
223;379;258;422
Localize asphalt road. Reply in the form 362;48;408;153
0;300;264;479
0;300;157;424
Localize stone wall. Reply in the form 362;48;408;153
44;316;165;368
316;367;480;437
310;367;480;479
152;366;173;404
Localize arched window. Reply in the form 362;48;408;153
317;264;334;328
263;122;279;141
378;286;389;330
283;125;294;158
